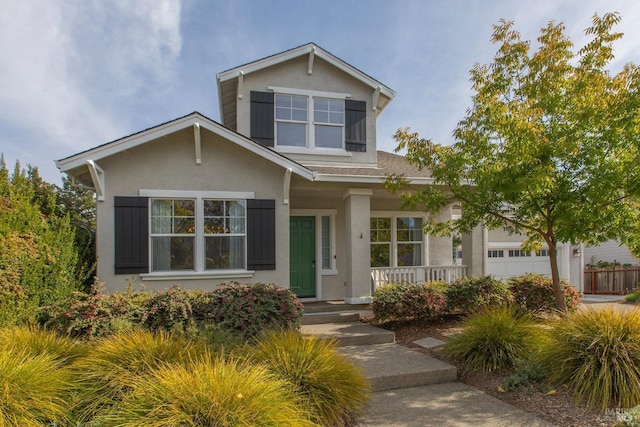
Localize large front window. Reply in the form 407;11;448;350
370;216;424;267
204;200;245;269
150;199;195;271
150;198;246;272
370;217;391;267
274;91;346;149
397;217;423;266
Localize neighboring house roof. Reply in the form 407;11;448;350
55;112;315;183
216;42;396;130
310;151;434;184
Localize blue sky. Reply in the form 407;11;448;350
1;0;639;184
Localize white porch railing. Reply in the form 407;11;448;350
371;265;467;291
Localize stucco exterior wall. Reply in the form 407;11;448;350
236;55;378;165
487;228;525;243
95;127;291;292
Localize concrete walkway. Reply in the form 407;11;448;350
300;302;555;426
359;382;554;427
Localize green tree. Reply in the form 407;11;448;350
0;156;82;325
56;176;97;290
387;13;640;311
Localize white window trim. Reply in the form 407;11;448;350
371;212;427;267
268;86;351;99
140;190;255;277
269;86;351;153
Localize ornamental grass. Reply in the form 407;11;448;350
0;325;86;364
250;330;371;426
539;307;640;409
71;329;210;422
95;357;316;427
0;349;73;427
444;305;541;373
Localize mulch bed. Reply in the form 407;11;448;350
364;315;622;427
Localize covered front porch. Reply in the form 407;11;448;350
370;265;467;292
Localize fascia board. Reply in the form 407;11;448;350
55;115;200;171
216;44;395;101
56;114;315;182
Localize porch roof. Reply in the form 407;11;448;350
308;151;434;184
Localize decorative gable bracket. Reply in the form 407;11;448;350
308;46;316;75
86;160;105;202
194;122;202;165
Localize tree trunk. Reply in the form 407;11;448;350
548;241;568;312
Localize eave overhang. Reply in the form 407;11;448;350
55;112;316;188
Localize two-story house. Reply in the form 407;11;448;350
55;43;466;303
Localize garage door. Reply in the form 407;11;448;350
486;249;551;280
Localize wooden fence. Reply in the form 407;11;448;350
583;268;640;294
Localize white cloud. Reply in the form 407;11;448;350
0;0;183;181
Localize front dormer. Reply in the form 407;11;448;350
216;43;395;167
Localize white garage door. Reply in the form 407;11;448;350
486;249;551;280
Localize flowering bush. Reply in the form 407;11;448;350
444;276;513;314
39;280;148;339
207;282;304;339
508;273;580;313
371;282;446;323
40;282;303;341
141;285;194;332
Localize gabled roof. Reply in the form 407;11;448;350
55;112;315;181
216;43;396;130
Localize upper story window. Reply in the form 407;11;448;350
275;93;345;149
314;98;344;149
275;94;308;147
250;89;366;153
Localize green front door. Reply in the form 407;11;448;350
290;216;316;298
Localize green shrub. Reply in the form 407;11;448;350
141;285;194;332
371;282;446;323
625;291;640;304
444;305;541;373
501;357;546;392
251;330;370;426
182;321;244;353
539;307;640;409
0;326;86;365
0;161;83;327
39;281;148;340
444;276;513;314
95;357;315;427
508;273;580;313
0;349;73;426
207;282;304;339
71;329;209;422
622;405;640;426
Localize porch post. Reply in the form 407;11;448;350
343;188;372;304
462;224;486;277
428;204;454;265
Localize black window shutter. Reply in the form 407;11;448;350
114;197;149;274
250;91;274;147
345;99;367;152
247;199;276;270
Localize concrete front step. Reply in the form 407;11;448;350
302;311;360;325
301;322;395;346
340;343;457;391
